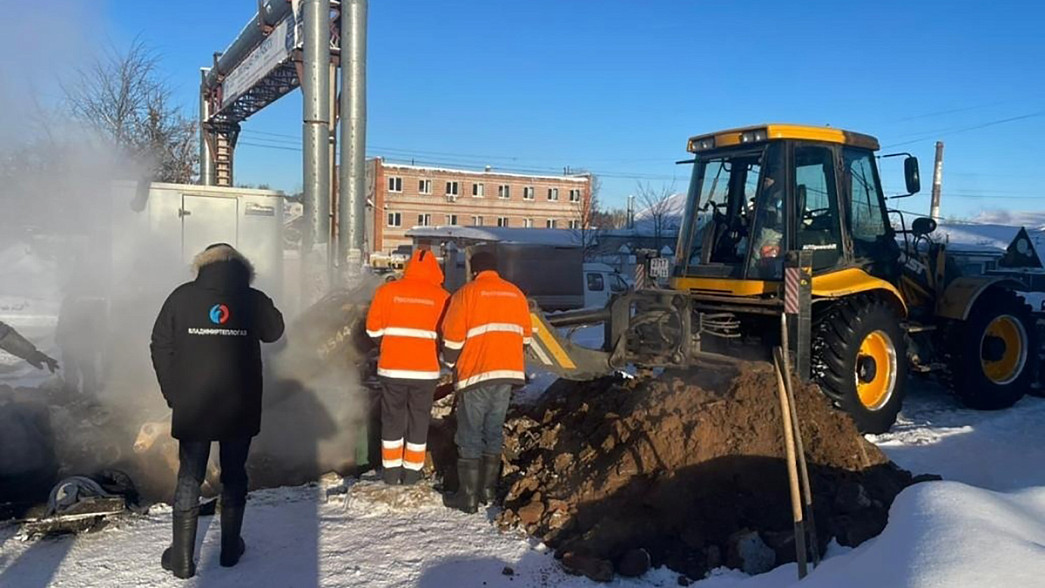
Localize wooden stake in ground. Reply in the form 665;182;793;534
779;315;821;566
773;348;808;579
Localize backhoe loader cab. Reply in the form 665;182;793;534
675;125;905;286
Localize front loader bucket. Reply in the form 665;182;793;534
527;303;615;381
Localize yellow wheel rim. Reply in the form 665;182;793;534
855;330;898;410
980;315;1027;385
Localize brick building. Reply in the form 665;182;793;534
366;158;592;255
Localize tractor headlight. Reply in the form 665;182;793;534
689;137;716;152
740;129;768;144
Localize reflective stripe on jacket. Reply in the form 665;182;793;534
441;270;531;391
366;250;450;381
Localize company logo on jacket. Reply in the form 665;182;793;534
210;304;230;324
188;303;246;336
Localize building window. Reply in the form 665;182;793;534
497;217;509;227
387;212;402;227
569;189;582;202
445;181;459;196
471;215;484;226
498;184;511;199
418;179;432;194
417;213;431;227
472;183;485;198
523;218;533;228
523;186;535;200
548;188;559;201
568;219;580;229
446;214;458;226
546;219;557;229
388;176;402;193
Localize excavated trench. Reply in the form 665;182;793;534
430;363;929;582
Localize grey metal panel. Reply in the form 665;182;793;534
181;195;239;264
238;193;285;301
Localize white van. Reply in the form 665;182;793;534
583;263;630;308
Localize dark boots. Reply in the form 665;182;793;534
478;454;501;505
443;458;480;514
220;502;246;567
161;510;199;579
401;468;423;486
382;466;403;486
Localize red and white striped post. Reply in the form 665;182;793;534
784;251;813;380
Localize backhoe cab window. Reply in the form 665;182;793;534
676;144;787;278
844;148;890;257
677;147;767;271
746;144;786;279
795;145;843;269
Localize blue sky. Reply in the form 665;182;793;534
95;0;1045;217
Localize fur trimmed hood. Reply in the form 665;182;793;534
192;243;255;284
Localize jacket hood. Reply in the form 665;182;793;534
403;249;444;286
192;244;255;287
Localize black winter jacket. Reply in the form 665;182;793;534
150;245;284;441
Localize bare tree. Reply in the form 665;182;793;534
570;173;603;259
63;39;198;183
636;182;679;249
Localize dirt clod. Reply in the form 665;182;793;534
561;551;615;583
496;363;918;580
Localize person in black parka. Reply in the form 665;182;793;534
150;243;284;579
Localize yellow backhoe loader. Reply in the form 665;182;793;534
526;124;1040;433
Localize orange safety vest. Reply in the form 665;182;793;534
366;250;449;381
441;270;532;391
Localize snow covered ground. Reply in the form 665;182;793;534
3;377;1044;587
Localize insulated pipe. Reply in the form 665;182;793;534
198;68;214;186
302;0;331;252
202;0;293;91
339;0;368;275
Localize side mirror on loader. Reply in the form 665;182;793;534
904;156;921;194
911;216;937;237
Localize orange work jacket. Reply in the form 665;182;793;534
366;250;449;381
441;270;531;391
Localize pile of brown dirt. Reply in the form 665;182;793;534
493;363;924;581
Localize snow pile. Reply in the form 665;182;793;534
688;482;1045;588
792;481;1045;587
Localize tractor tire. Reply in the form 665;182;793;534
814;296;908;434
946;288;1037;410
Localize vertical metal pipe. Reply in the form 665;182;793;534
339;0;367;276
303;0;331;254
198;68;214;186
328;60;339;273
930;141;944;220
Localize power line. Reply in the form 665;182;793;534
882;110;1045;149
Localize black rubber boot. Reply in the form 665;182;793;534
161;510;198;579
220;502;246;567
401;468;423;486
382;466;403;486
443;458;480;514
478;453;501;505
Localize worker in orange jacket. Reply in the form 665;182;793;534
366;249;450;485
440;251;532;513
